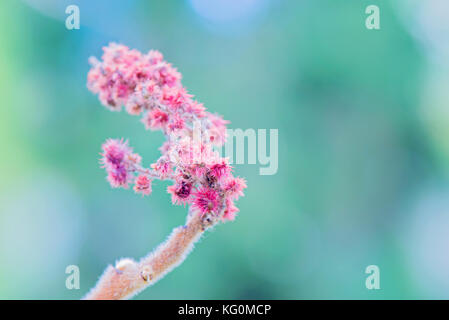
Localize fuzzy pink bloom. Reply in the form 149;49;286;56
106;167;129;188
134;175;152;196
167;112;185;132
125;98;144;115
151;158;173;179
224;177;247;200
142;108;169;130
87;43;181;112
222;199;239;221
101;139;130;166
170;137;196;165
188;164;208;180
152;64;181;87
193;187;221;215
100;139;135;188
160;86;190;111
141;80;160;96
208;160;232;181
186;100;206;118
207;113;229;146
147;50;164;64
167;181;192;205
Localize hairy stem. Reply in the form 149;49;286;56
83;211;214;300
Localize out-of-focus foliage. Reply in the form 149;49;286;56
0;0;448;299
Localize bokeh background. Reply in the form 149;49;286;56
0;0;449;299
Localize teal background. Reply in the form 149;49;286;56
0;0;449;299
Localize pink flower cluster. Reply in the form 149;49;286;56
89;43;246;221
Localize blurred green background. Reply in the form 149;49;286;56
1;0;449;299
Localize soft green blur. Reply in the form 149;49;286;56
1;0;449;299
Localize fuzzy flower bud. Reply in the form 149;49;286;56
193;187;221;216
101;139;137;188
167;181;192;205
134;175;152;196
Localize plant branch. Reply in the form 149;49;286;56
83;211;215;300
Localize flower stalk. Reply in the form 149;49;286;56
84;43;246;299
84;210;213;300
